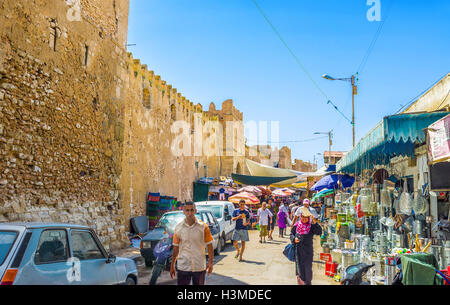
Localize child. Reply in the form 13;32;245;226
277;209;287;237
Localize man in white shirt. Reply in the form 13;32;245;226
170;202;214;285
257;202;273;243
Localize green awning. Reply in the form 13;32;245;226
232;173;296;186
337;111;450;174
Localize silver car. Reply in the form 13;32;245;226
0;223;138;285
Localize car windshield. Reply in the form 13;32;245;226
156;213;201;233
0;231;18;266
196;205;222;219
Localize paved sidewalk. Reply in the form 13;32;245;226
137;229;337;285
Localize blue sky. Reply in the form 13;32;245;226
127;0;450;167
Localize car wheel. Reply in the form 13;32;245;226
125;276;136;285
214;237;223;255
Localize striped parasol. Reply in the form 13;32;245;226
228;192;260;205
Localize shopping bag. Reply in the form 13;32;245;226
283;243;296;262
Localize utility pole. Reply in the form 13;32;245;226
322;73;358;148
329;130;332;164
351;75;357;148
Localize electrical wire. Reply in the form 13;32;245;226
246;135;328;144
356;0;396;76
251;0;352;125
395;72;450;114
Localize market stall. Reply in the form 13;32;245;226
319;111;450;285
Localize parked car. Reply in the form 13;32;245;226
140;210;221;267
0;223;138;285
195;201;236;244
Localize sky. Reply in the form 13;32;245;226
127;0;450;168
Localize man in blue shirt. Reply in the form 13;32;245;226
231;199;250;262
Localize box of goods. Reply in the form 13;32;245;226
337;214;347;223
147;192;161;202
320;253;332;262
326;208;337;219
325;261;338;277
147;205;159;217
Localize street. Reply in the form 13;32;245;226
137;229;337;285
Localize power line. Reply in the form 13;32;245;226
251;0;352;125
395;72;450;114
246;135;329;144
356;0;396;75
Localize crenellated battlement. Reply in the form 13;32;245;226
126;52;233;123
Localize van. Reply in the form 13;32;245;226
194;201;236;248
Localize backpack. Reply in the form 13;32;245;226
283;243;296;262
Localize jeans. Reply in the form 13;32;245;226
177;270;206;285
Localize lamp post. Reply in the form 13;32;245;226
313;153;322;170
322;74;358;148
314;130;333;165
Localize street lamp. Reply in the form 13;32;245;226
322;73;358;148
314;131;333;165
313;153;322;170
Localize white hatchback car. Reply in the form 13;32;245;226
195;201;236;249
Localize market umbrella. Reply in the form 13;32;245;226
272;189;289;197
310;174;355;192
281;188;295;195
312;188;334;201
238;186;262;196
257;186;272;196
228;192;260;205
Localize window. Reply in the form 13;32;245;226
83;45;89;66
49;19;58;51
206;213;215;225
35;230;69;264
71;231;104;260
0;231;18;266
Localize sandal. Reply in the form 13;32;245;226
234;251;240;258
259;240;262;243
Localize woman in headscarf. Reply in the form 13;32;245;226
290;207;322;285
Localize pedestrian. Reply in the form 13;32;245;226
277;208;287;238
219;187;226;201
170;202;214;285
279;201;292;227
257;202;273;243
290;207;322;285
231;199;251;262
292;199;319;226
267;199;277;241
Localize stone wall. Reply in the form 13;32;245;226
0;0;247;249
121;56;246;218
0;0;129;250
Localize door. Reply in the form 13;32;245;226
69;230;118;285
0;227;23;281
226;203;236;236
17;229;71;285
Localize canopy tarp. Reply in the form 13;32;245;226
337;111;450;174
292;181;308;189
232;173;297;186
310;174;355;192
245;159;302;185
